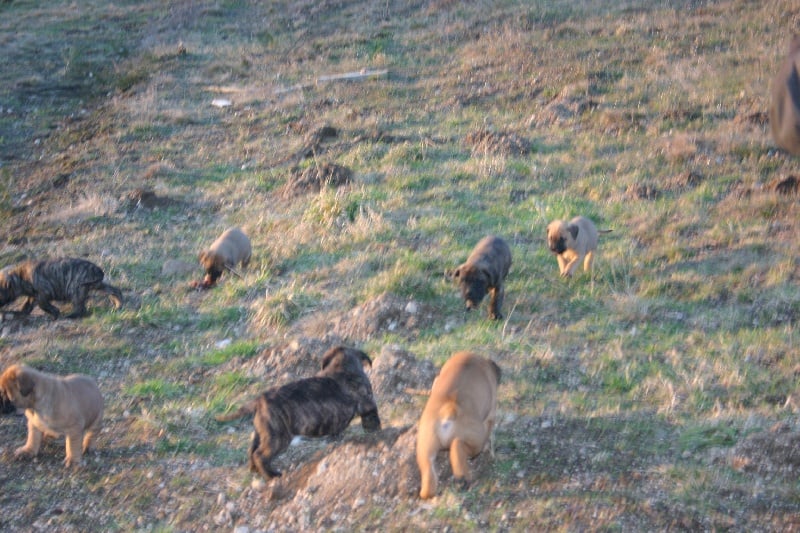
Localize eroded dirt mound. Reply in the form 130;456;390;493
464;129;531;156
120;188;182;211
282;162;352;196
371;344;437;403
731;422;800;477
243;336;341;383
327;292;436;342
530;82;598;126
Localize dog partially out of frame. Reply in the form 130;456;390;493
416;351;501;499
448;235;512;320
215;346;382;480
0;258;123;319
198;227;252;287
770;35;800;156
0;364;104;468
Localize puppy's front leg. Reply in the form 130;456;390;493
64;432;84;468
562;255;581;277
36;297;61;319
20;297;36;315
556;255;568;276
488;286;504;320
16;419;43;457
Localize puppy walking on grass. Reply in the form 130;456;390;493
547;216;610;278
416;351;501;499
215;346;381;480
0;258;122;319
449;235;512;320
0;364;104;468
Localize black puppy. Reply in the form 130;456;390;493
449;235;512;320
216;346;381;479
0;258;123;319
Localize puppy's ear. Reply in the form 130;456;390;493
17;369;35;397
356;350;373;369
321;347;342;370
568;224;579;240
490;360;502;385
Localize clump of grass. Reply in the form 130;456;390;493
251;286;320;329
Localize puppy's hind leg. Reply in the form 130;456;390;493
583;250;594;273
64;432;84;468
449;438;474;489
99;283;123;310
66;285;90;318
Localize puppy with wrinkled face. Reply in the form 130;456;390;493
416;351;501;499
0;364;104;468
450;235;512;320
547;216;608;278
0;258;123;319
198;227;252;287
215;346;381;480
770;35;800;156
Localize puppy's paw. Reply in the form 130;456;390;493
14;446;34;458
453;476;472;491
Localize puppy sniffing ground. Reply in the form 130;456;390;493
416;351;501;499
449;235;512;320
197;227;252;288
215;346;381;480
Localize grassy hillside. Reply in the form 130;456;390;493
1;0;799;530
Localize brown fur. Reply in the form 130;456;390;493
215;346;381;480
770;35;800;156
450;235;512;320
416;351;501;499
547;216;609;278
198;227;252;286
0;258;122;319
0;364;103;468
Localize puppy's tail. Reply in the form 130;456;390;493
214;400;257;422
435;401;459;443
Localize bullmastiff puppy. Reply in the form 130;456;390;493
770;35;800;156
450;235;512;320
198;227;252;287
0;258;123;319
416;351;501;499
0;364;104;468
547;216;609;277
215;346;381;480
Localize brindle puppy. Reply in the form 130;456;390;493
770;35;800;156
449;236;512;320
0;258;123;319
215;346;381;480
